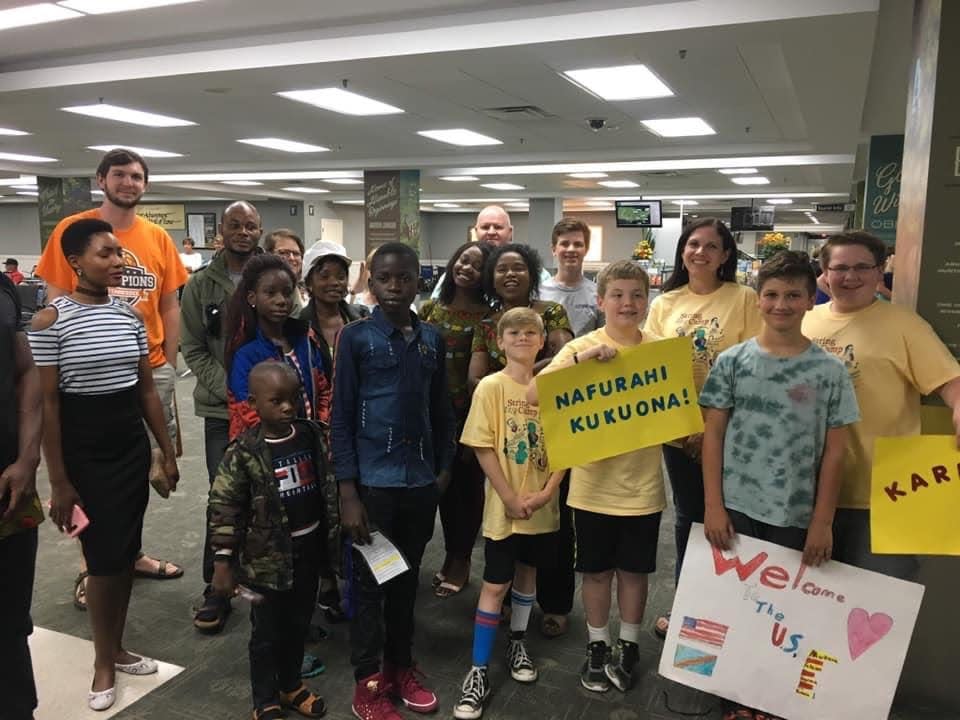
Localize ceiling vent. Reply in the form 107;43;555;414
482;105;555;121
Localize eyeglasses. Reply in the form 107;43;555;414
826;264;878;275
275;249;303;259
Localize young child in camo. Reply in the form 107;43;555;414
208;361;340;720
528;260;666;693
454;307;565;720
699;251;859;720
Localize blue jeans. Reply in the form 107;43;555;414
663;445;705;585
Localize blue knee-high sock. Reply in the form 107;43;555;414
472;609;500;667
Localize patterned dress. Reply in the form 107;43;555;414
470;301;572;370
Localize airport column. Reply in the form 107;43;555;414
527;198;562;256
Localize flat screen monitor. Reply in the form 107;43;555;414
614;200;662;228
730;205;775;231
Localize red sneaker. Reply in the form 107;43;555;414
351;673;402;720
384;663;439;713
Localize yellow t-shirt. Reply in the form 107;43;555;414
802;300;960;509
544;327;666;516
460;371;559;540
644;282;762;391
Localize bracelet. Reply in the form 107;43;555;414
573;352;579;364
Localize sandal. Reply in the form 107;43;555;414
431;571;446;589
73;571;88;611
434;580;464;599
540;613;570;638
654;612;671;639
252;704;285;720
300;653;325;679
134;553;184;580
280;684;326;718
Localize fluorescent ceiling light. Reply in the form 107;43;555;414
11;184;39;190
434;202;461;208
562;64;673;101
0;3;81;31
642;117;715;137
16;191;39;196
506;203;528;207
0;176;37;186
238;138;329;153
481;183;525;191
152;171;360;182
221;180;263;186
439;176;478;182
598;180;639;188
58;0;203;14
718;168;758;175
419;129;501;147
336;200;365;205
277;87;403;116
767;198;793;204
0;151;57;163
643;193;846;201
323;178;364;185
282;186;329;194
671;200;698;205
731;176;771;185
87;144;183;158
62;103;194;127
568;172;608;179
0;127;30;136
585;201;613;207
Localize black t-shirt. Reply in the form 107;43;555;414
264;425;322;534
0;274;21;469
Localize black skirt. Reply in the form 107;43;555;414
60;387;150;576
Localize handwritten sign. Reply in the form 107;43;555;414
871;435;960;555
660;527;924;720
136;204;185;230
535;337;702;470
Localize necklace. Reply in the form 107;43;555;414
74;286;109;298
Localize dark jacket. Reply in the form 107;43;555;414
299;299;369;383
207;419;340;591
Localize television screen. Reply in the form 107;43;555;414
615;200;662;228
730;205;775;231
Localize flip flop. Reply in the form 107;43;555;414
540;614;569;638
134;555;184;580
431;572;446;589
73;571;88;611
654;613;671;639
434;580;464;599
301;653;325;679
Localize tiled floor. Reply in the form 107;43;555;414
26;369;953;719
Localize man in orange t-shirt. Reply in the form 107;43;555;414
36;148;188;589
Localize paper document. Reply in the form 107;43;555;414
353;531;410;585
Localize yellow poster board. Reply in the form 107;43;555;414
535;336;703;471
871;435;960;555
136;204;186;230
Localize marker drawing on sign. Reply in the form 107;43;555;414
679;616;729;648
847;608;893;660
795;649;838;698
673;644;718;677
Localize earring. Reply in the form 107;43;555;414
77;269;83;278
250;303;256;309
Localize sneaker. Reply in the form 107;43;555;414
604;639;640;692
453;666;490;720
194;587;231;634
384;663;439;713
352;673;402;720
507;636;538;683
580;641;611;693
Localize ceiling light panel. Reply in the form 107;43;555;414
671;200;698;205
480;183;525;191
0;127;30;136
568;172;608;179
562;64;673;101
598;180;639;188
221;180;263;186
585;201;614;207
11;184;39;190
277;87;403;116
767;198;793;204
152;171;361;182
0;3;81;31
419;129;502;146
87;144;182;157
323;178;364;185
0;151;57;163
62;103;195;127
718;168;758;175
282;186;329;193
730;176;771;185
439;176;478;182
641;117;716;137
16;191;39;196
433;202;460;208
237;138;329;153
58;0;203;14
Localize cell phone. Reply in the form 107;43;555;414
47;501;90;537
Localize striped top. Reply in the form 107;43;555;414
28;296;147;395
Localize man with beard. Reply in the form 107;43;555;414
35;149;189;606
181;200;262;633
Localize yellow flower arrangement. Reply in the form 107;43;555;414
632;239;654;260
758;231;790;259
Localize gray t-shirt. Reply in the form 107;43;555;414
539;276;601;337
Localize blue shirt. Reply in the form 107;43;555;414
331;306;455;488
699;338;860;528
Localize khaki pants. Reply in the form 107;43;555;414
146;362;178;450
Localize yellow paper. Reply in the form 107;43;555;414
871;435;960;555
535;336;703;471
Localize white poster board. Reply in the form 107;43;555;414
659;526;924;719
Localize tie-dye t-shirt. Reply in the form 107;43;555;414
699;338;860;528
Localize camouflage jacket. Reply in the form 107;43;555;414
208;419;340;591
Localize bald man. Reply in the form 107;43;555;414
180;200;263;634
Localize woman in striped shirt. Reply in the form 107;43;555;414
29;218;179;712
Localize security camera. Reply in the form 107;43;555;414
587;117;607;131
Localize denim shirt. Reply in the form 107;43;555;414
331;306;455;488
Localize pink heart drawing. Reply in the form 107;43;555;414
847;608;894;660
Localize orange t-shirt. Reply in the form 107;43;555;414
36;208;188;368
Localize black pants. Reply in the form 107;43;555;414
249;533;321;710
350;484;438;681
438;446;484;559
535;473;575;615
727;509;806;552
663;445;705;585
202;416;231;584
0;527;39;720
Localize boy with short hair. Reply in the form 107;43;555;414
331;242;455;720
529;259;666;693
208;361;338;720
539;218;601;338
454;307;565;720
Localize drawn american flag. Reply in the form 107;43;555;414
679;616;729;648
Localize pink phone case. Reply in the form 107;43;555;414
67;504;90;538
